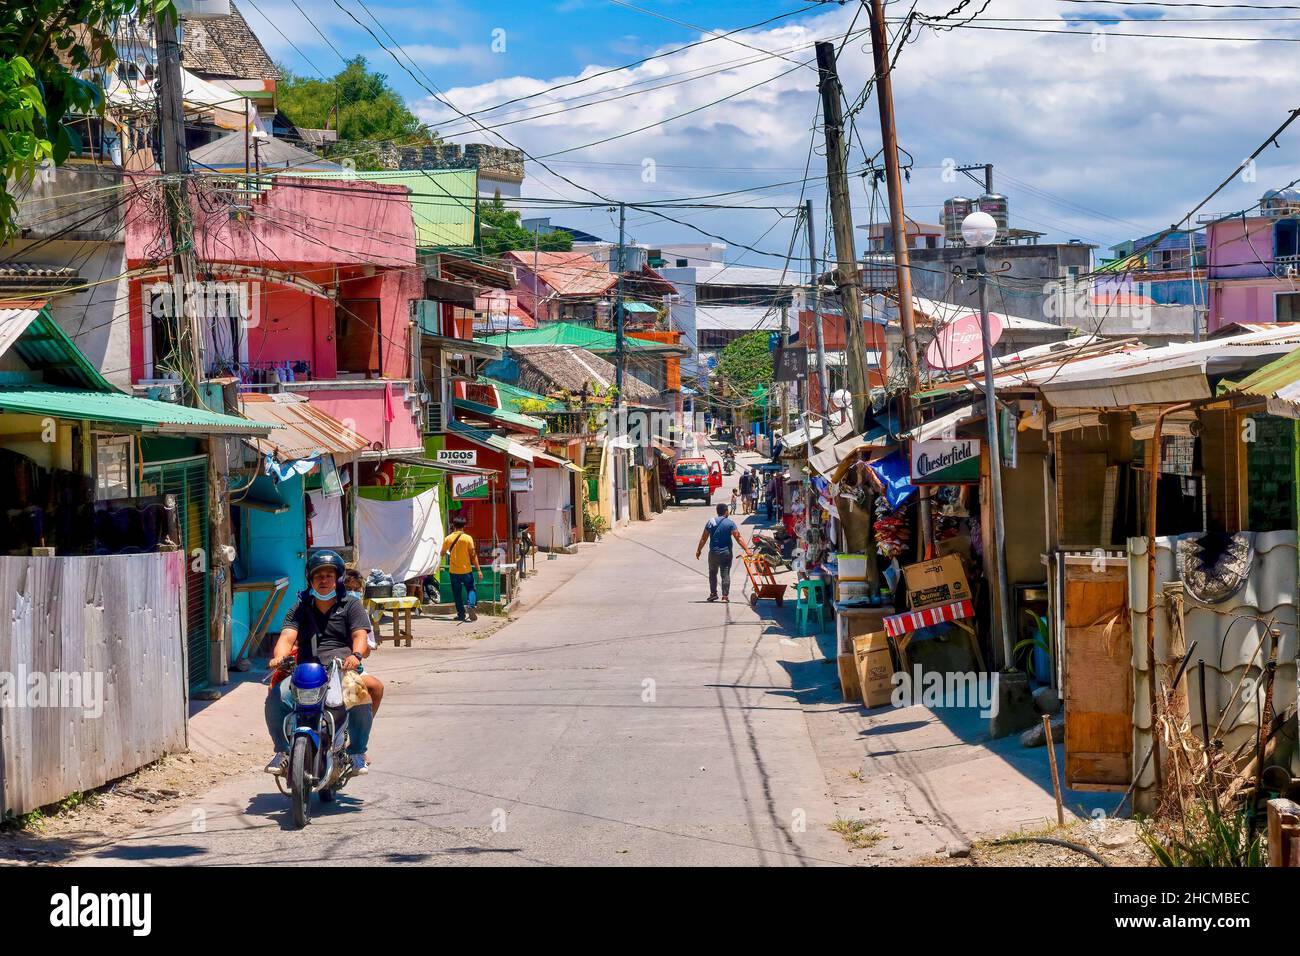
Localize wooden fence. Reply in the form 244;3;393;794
0;552;188;817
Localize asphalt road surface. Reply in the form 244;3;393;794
79;453;855;866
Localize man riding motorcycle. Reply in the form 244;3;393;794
265;549;374;778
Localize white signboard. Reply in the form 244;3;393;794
437;448;477;467
910;438;981;485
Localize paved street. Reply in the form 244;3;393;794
77;456;857;867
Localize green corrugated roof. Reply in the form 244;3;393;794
477;322;672;352
288;168;477;248
1220;348;1300;402
623;301;657;313
454;397;546;433
0;385;271;433
14;307;116;391
478;376;564;413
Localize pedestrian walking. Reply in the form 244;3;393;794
695;503;749;602
440;515;482;622
737;469;753;514
764;473;779;522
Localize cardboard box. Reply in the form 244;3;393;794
837;653;860;702
902;554;970;611
854;632;900;709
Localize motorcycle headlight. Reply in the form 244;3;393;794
294;684;325;705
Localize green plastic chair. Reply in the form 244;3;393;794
794;578;828;634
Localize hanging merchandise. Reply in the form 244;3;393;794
873;494;911;559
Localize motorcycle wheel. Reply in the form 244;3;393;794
319;787;335;803
289;736;312;828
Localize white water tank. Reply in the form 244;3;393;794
943;197;973;244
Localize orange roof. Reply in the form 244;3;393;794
504;250;617;298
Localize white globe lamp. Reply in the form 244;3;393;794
961;210;998;248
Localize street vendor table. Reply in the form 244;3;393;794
365;596;420;647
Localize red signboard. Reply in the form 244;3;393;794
925;311;1004;370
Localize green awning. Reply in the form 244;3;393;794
0;385;273;434
478;376;564;414
622;301;657;314
454;396;546;433
477;321;685;354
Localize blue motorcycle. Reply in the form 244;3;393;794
276;659;358;828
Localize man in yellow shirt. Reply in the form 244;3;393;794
441;515;482;622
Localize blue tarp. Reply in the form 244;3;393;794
867;449;917;509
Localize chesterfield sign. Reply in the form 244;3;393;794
910;438;981;485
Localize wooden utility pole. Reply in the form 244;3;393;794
866;0;933;554
157;7;232;685
814;41;869;432
779;302;790;435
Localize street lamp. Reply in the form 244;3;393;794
960;210;1015;678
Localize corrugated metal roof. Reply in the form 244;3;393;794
694;305;781;332
453;397;545;433
1223;347;1300;418
503;250;617;297
479;376;564;414
0;385;271;433
1128;531;1298;809
0;303;119;391
291;168;477;248
477;322;680;353
1038;326;1300;408
238;393;370;461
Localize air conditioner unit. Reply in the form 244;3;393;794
425;401;445;434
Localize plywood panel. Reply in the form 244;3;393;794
1063;573;1132;789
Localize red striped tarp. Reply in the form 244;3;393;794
883;598;974;637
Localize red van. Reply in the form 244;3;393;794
672;457;722;505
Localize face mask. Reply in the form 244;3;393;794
310;587;336;602
346;590;363;601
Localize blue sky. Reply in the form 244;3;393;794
243;0;1300;281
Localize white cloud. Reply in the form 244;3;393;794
410;1;1300;258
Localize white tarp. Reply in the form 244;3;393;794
306;490;346;548
355;486;444;582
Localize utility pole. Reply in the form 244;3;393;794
779;302;790;436
814;41;869;432
157;6;232;685
805;199;830;418
613;202;626;525
866;0;932;555
614;202;626;401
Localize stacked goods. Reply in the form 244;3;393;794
873;496;910;557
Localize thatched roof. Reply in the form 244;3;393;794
510;345;657;403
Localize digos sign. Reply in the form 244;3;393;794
910;439;980;485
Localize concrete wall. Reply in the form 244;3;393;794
2;239;133;388
1206;215;1296;333
909;243;1095;324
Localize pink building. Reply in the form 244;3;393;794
1206;191;1300;334
125;175;424;454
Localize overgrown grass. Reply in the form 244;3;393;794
829;816;883;849
1138;803;1264;868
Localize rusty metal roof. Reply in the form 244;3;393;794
239;392;371;462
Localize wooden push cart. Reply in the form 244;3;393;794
740;553;787;607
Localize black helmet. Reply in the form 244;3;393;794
306;549;345;579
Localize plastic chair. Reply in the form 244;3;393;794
794;578;828;634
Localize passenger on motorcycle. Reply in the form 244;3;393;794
265;549;373;778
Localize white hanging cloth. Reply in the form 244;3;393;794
355;487;444;582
